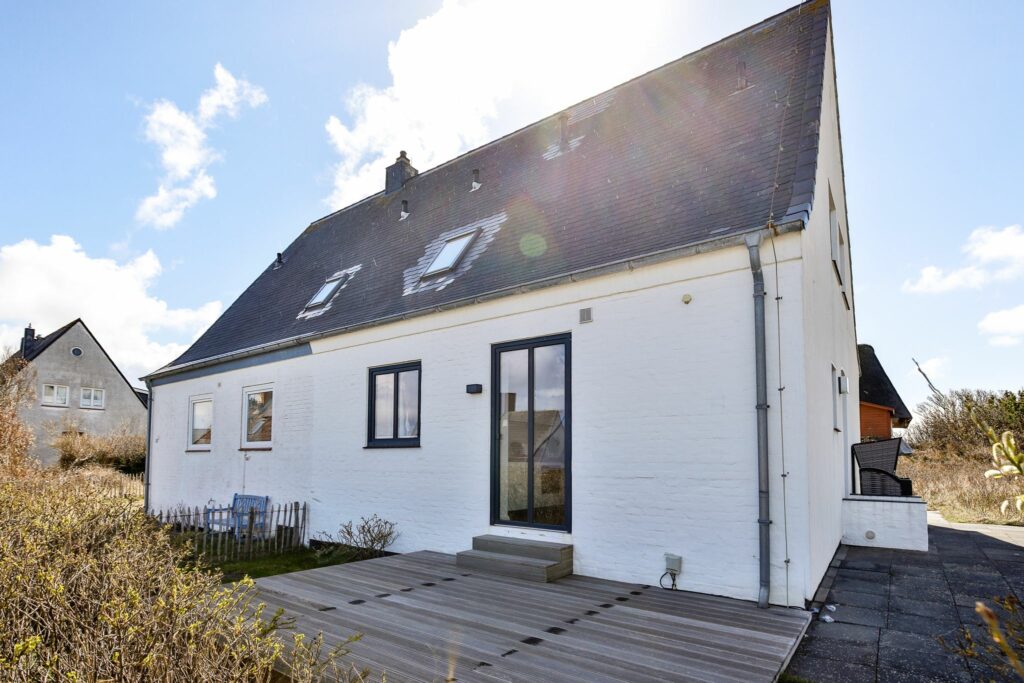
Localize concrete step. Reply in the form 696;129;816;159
455;549;573;582
471;534;573;563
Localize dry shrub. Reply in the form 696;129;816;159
51;418;146;473
0;470;372;682
908;389;1024;456
316;515;399;562
898;449;1024;525
0;349;36;476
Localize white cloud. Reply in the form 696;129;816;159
324;0;695;209
0;236;221;384
137;63;266;229
904;225;1024;293
979;304;1024;347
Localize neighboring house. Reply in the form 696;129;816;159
858;344;912;440
146;1;923;607
12;320;147;466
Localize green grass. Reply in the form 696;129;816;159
212;547;349;582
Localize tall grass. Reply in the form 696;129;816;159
0;469;371;681
898;449;1024;525
51;419;146;473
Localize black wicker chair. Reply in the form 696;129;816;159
852;438;913;496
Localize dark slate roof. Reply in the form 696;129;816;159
858;344;912;424
164;0;830;373
12;319;78;362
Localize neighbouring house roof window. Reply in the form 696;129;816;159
189;396;213;450
422;231;478;278
367;362;420;448
42;384;69;407
242;386;273;448
80;387;105;409
70;346;83;357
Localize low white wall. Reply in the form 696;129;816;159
841;496;928;551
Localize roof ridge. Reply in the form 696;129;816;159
309;0;824;228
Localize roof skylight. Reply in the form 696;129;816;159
305;275;345;309
422;231;478;278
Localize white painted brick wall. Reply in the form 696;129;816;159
150;240;816;606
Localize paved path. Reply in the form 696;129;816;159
786;514;1024;682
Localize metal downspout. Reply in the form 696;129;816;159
143;379;153;513
745;233;771;609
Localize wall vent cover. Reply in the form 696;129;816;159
579;307;593;324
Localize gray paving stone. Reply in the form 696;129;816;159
885;612;960;639
879;640;971;680
828;588;889;610
798;633;877;666
831;604;887;628
786;652;876;683
880;629;951;657
807;620;881;644
842;559;891;573
832;576;891;596
796;520;1024;683
837;566;891;582
890;596;959;620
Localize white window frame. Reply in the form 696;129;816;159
42;383;69;407
188;395;214;451
241;384;274;449
80;387;105;409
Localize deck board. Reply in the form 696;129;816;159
256;551;810;682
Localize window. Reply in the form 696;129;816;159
189;396;213;449
242;386;273;448
70;346;83;357
422;231;478;278
42;384;69;406
80;387;105;409
367;362;421;447
492;333;571;530
829;188;851;310
305;275;347;310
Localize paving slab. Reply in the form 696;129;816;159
787;513;1024;682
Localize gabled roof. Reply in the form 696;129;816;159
11;319;148;408
858;344;912;426
12;319;78;362
156;0;830;377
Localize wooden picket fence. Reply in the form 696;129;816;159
149;501;308;562
112;472;143;499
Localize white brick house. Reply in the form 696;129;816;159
144;1;922;608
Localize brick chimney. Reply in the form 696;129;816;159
21;324;35;357
385;151;417;194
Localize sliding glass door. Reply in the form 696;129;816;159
491;333;571;531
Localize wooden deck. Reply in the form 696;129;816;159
255;551;810;682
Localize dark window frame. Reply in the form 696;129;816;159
490;332;572;532
366;361;422;448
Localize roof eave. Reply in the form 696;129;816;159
143;218;804;383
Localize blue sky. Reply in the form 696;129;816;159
1;1;1021;411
